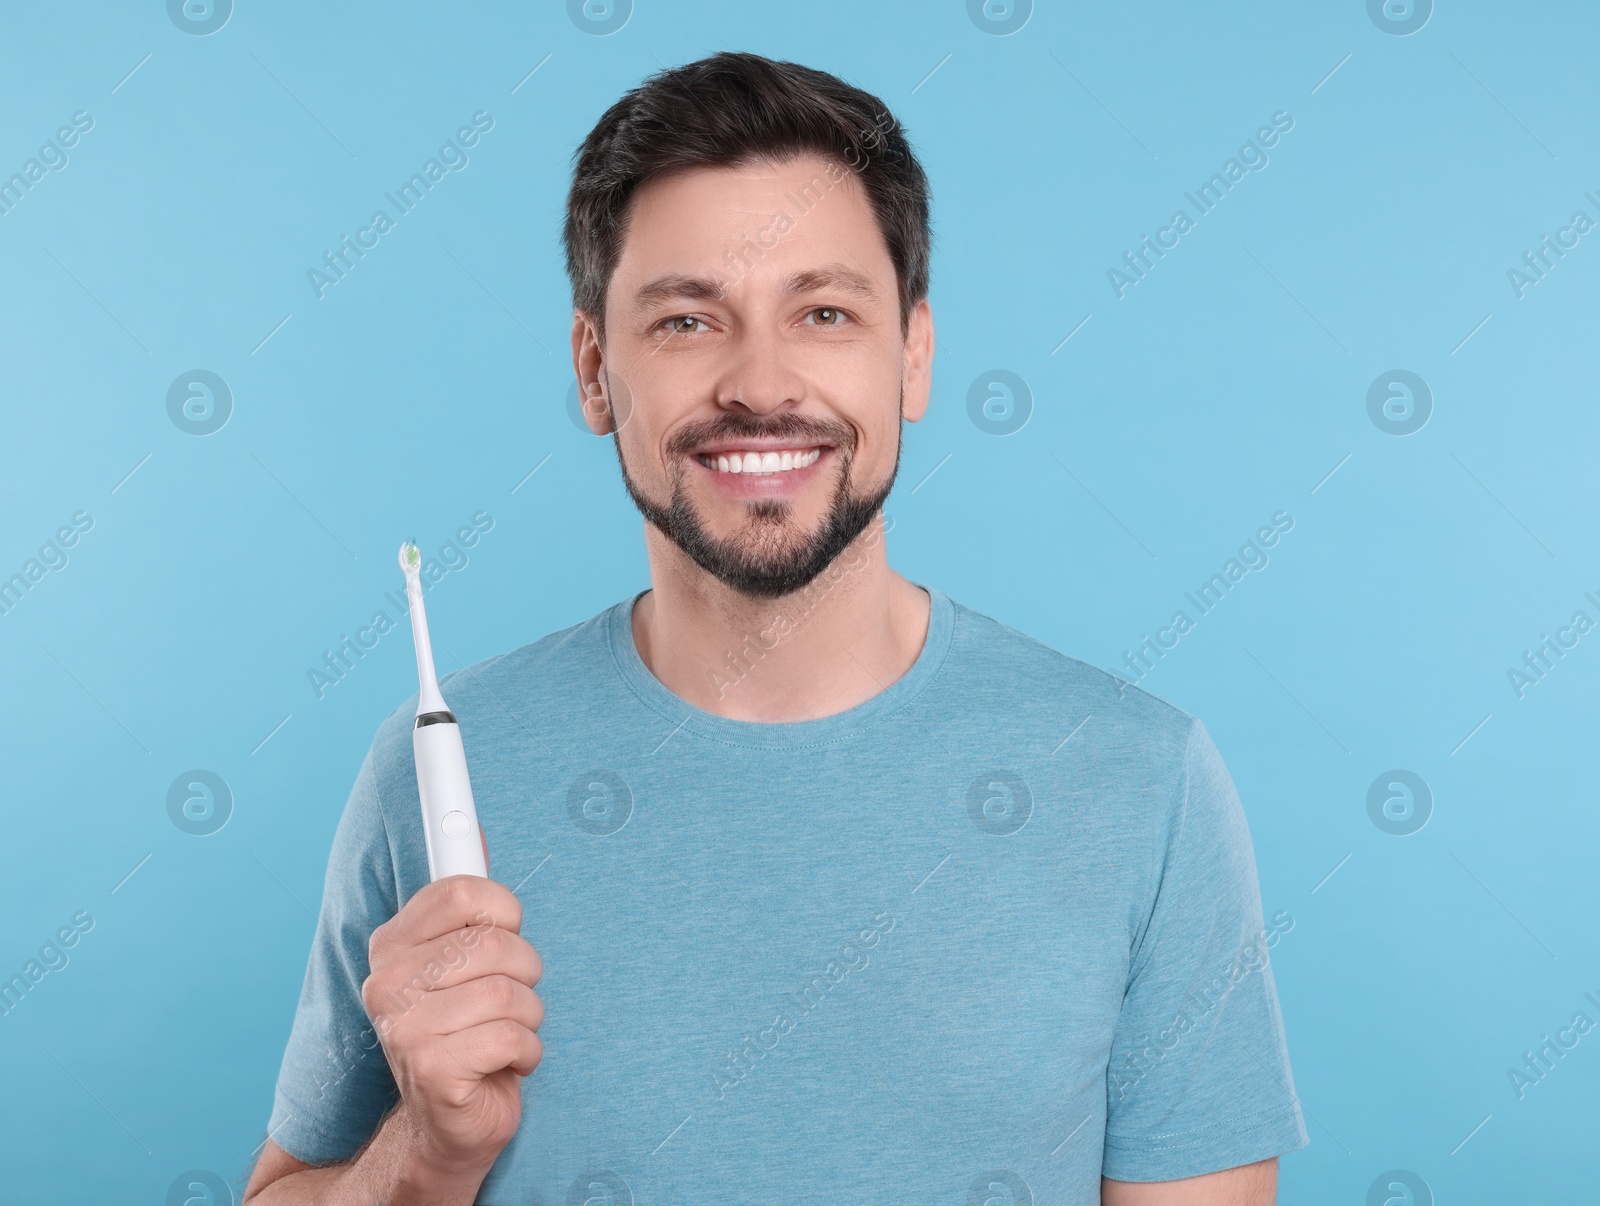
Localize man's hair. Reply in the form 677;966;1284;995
563;51;931;336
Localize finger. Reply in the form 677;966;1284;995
372;876;522;955
363;929;539;1026
415;925;542;992
436;1017;543;1080
374;925;540;1001
398;974;544;1037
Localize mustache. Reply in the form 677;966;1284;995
666;413;856;458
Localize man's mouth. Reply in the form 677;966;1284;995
692;446;827;476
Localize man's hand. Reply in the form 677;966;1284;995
244;875;544;1204
361;874;544;1178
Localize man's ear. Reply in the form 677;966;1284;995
570;309;614;436
901;298;933;424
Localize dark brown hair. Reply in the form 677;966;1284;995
563;51;931;336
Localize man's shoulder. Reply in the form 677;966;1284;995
363;596;626;773
942;592;1199;754
441;597;623;698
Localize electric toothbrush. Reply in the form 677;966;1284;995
399;541;489;881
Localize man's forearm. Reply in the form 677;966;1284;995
1102;1157;1277;1205
244;1102;490;1206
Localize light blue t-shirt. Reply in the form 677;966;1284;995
267;584;1307;1203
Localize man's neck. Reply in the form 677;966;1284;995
630;517;931;723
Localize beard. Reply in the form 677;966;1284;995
609;387;901;600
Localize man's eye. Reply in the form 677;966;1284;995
807;307;848;326
660;316;706;335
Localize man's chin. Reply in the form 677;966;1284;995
644;500;885;600
675;533;849;600
615;441;893;600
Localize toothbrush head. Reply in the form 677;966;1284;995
398;540;422;579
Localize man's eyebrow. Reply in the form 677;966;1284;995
781;265;879;300
629;263;882;310
631;273;727;308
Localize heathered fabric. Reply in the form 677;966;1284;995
267;584;1306;1203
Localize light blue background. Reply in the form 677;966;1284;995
2;1;1596;1201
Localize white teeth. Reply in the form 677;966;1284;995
699;447;822;475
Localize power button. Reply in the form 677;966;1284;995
440;810;471;840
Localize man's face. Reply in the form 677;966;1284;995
573;153;932;599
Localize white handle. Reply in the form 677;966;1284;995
413;720;488;880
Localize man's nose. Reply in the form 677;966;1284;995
714;323;805;415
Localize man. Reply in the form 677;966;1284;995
246;52;1306;1205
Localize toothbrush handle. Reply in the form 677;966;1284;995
413;716;489;881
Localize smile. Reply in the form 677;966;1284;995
693;447;824;475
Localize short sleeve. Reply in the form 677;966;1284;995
1102;718;1308;1181
265;739;404;1164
